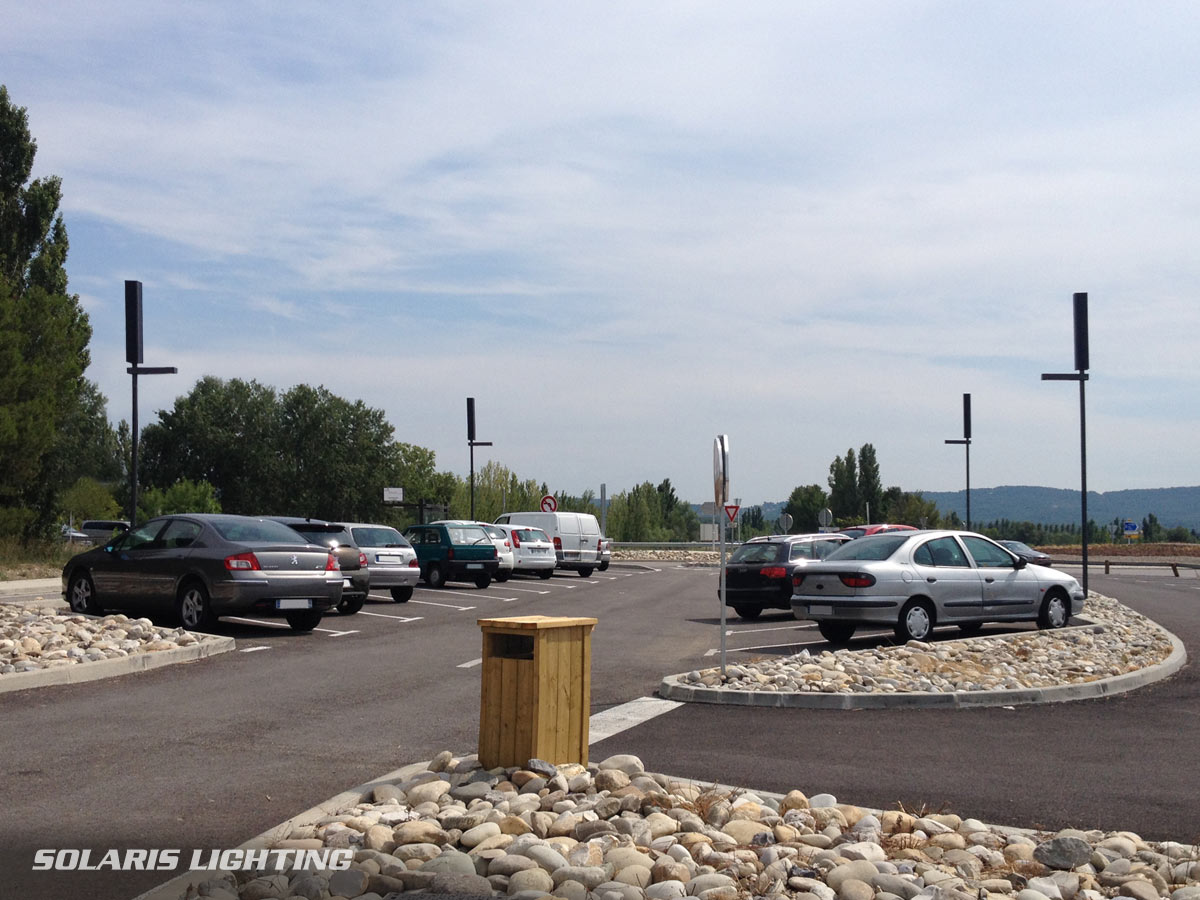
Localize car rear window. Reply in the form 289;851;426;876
515;528;548;542
290;524;354;547
825;534;909;561
729;543;785;564
351;526;410;548
211;518;309;544
448;526;490;544
482;525;506;540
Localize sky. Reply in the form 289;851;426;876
6;2;1200;508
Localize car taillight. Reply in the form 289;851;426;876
553;536;562;551
447;548;455;560
839;573;876;588
760;567;789;579
511;532;521;548
225;552;260;571
358;551;368;567
792;573;805;587
325;553;340;571
408;558;419;568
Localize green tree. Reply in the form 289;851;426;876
0;86;94;537
784;484;828;533
137;479;222;520
857;443;883;523
59;476;122;524
827;448;860;523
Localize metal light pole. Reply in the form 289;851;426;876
125;281;176;527
1041;292;1090;594
944;392;972;530
466;398;492;521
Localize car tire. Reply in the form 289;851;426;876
337;594;364;615
957;622;984;636
896;599;935;642
538;569;553;580
817;621;857;645
577;567;593;578
176;581;217;631
733;606;761;621
474;574;492;589
495;571;510;583
599;561;609;571
67;572;102;615
390;586;413;603
427;565;446;589
1038;590;1071;629
285;609;323;632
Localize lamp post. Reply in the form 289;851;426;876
1041;292;1090;594
944;392;972;530
125;281;177;527
466;397;492;521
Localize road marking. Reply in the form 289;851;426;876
727;623;815;636
458;658;482;669
239;646;271;653
356;611;424;622
410;599;476;611
502;586;553;595
316;628;359;637
589;697;683;744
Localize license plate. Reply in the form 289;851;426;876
376;554;399;563
467;563;482;569
809;605;832;617
276;599;312;610
343;578;352;588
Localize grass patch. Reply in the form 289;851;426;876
0;536;79;581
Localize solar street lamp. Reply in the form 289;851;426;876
467;398;492;521
125;281;177;527
944;393;972;530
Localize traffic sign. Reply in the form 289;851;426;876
1123;519;1140;535
540;494;558;513
724;504;740;523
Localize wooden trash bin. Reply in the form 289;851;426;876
477;615;598;769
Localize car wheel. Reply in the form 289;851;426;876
733;606;761;621
599;561;609;571
1038;590;1071;629
818;621;857;645
337;594;364;615
390;586;413;603
896;599;935;642
176;581;217;631
538;569;553;580
427;565;446;589
495;571;510;583
67;572;102;615
958;622;984;636
474;574;492;589
577;567;593;578
285;609;323;632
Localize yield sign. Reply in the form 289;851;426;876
724;504;740;523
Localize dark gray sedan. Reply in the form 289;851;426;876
61;514;344;632
790;530;1085;645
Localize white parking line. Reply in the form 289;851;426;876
727;623;815;636
458;658;483;669
356;611;424;622
315;628;359;637
239;646;271;653
409;599;476;611
589;697;682;743
502;586;553;595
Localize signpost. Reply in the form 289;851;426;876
540;494;558;513
383;487;404;504
714;435;730;678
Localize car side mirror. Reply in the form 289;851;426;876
1013;556;1027;569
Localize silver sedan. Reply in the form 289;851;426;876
790;530;1086;645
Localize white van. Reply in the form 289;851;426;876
493;511;603;577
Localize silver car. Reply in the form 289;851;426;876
343;522;420;602
790;530;1086;645
61;514;343;632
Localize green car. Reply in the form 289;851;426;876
403;523;499;589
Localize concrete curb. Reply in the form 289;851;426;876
0;635;237;694
132;759;435;900
657;625;1188;709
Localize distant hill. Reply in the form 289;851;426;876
918;485;1200;532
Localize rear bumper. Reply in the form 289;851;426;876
365;565;421;589
790;593;905;625
209;573;343;616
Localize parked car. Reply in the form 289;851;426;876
266;517;369;615
493;511;603;576
790;530;1085;645
80;519;130;543
343;522;421;602
61;514;342;632
403;522;498;588
495;524;557;578
837;523;918;539
431;520;514;581
998;540;1053;567
59;524;91;544
721;532;853;620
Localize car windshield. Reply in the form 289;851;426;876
825;534;910;561
210;518;310;544
729;543;785;564
351;526;409;548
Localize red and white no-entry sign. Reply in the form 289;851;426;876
724;504;740;523
540;494;558;512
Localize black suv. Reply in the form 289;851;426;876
722;533;852;620
266;517;370;615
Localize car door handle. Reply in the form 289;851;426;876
926;577;937;583
984;577;995;583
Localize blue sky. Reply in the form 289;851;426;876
7;2;1200;507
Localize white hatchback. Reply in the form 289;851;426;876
496;524;556;578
